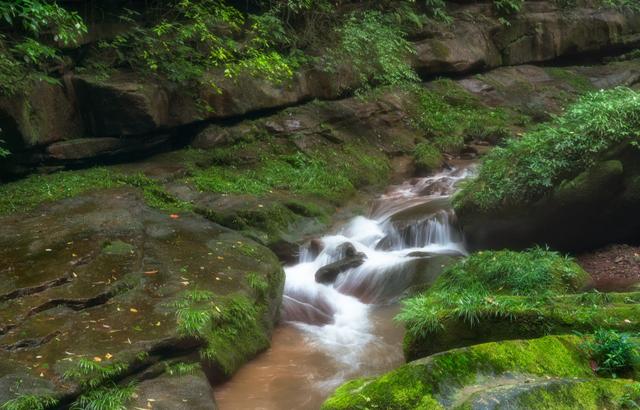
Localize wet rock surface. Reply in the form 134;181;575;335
0;188;284;406
322;335;640;410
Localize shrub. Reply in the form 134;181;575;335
454;87;640;213
581;329;639;378
327;10;419;90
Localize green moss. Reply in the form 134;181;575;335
0;168;117;215
102;240;136;256
401;291;640;360
513;379;639;410
409;80;519;154
0;168;191;216
413;142;443;173
430;41;450;60
322;335;601;410
545;67;596;94
170;289;272;376
116;173;192;213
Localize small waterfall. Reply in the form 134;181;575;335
279;165;472;388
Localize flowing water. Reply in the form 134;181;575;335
215;164;473;409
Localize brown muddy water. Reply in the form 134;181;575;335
215;164;474;409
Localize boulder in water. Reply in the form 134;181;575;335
315;250;366;284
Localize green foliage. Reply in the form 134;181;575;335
190;146;388;204
0;140;9;158
413;142;443;172
63;358;129;388
599;0;640;12
116;173;192;212
494;0;525;14
0;167;191;215
0;395;58;410
70;383;136;410
165;361;201;377
410;80;516;153
454;87;640;212
0;168;116;215
170;289;269;375
246;272;269;300
327;10;419;91
581;329;640;378
0;0;87;95
396;248;589;338
97;0;304;93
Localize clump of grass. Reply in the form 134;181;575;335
64;358;129;388
413;142;443;173
70;383;136;410
1;395;58;410
0;168;190;216
190;147;388;204
165;361;201;377
0;168;116;215
454;87;640;213
581;329;639;378
246;272;269;300
170;289;269;375
116;173;192;212
409;80;516;154
396;247;589;338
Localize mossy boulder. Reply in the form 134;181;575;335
413;142;444;174
395;248;639;360
322;335;640;410
454;87;640;252
404;291;640;361
0;188;284;408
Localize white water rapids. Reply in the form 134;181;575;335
215;164;472;409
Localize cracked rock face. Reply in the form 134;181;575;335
0;188;284;406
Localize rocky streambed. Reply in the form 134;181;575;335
2;5;640;408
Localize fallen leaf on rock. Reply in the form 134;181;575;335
144;270;159;275
130;308;139;313
170;214;180;219
93;357;102;362
105;353;113;359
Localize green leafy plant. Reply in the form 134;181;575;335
413;142;443;172
70;383;136;410
455;87;640;212
396;247;589;338
0;0;87;95
63;358;129;388
327;10;419;91
0;395;58;410
581;329;639;378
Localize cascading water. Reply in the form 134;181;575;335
215;164;473;410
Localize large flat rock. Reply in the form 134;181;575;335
0;188;284;407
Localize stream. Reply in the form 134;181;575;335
215;163;473;409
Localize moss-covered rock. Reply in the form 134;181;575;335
396;249;639;360
322;335;640;410
413;142;444;174
0;188;284;408
404;291;640;361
